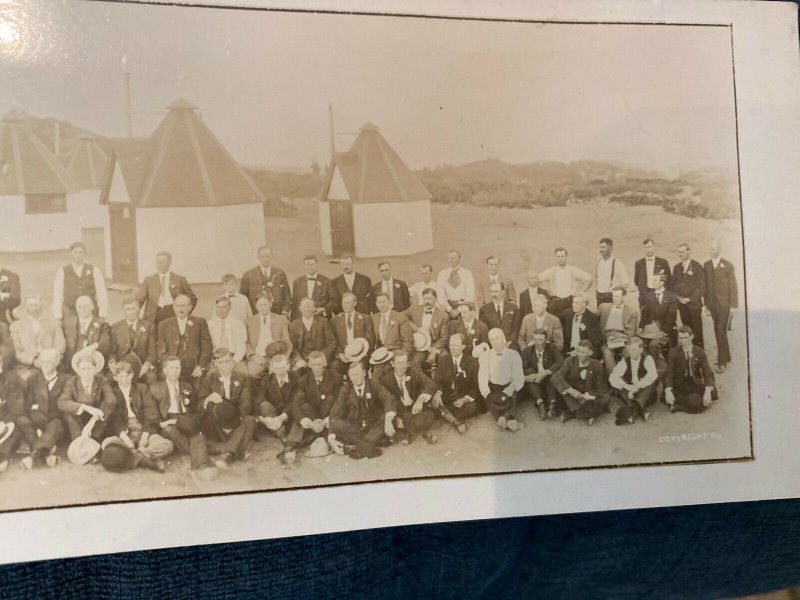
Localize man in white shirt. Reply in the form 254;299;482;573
10;294;66;377
52;241;108;321
208;295;248;369
477;327;524;432
436;250;476;319
609;336;658;425
476;256;517;307
595;237;630;307
409;264;436;306
245;295;292;362
538;247;592;317
220;274;253;324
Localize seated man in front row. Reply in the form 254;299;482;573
19;349;68;469
664;326;718;414
283;351;343;463
327;361;396;458
378;350;439;445
432;333;482;434
520;328;563;420
552;340;610;425
477;327;524;432
288;297;336;372
609;336;658;425
58;347;117;442
255;352;298;448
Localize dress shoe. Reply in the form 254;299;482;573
506;419;519;432
456;423;467;434
423;431;438;445
497;416;507;429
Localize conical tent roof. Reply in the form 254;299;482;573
65;133;109;190
0;116;79;195
324;122;431;204
133;98;265;207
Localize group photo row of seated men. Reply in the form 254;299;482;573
0;234;738;478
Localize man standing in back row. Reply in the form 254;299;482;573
670;243;706;348
538;247;592;318
595;238;630;307
437;250;476;319
703;240;738;373
137;251;197;326
240;246;292;317
633;238;671;310
52;241;108;321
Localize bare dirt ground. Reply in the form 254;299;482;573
0;203;751;511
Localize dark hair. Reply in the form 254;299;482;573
678;325;694;337
611;285;627;296
121;296;140;308
421;287;437;298
599;237;613;246
341;254;354;262
392;350;409;361
554;247;567;255
69;241;86;251
577;339;593;351
163;355;182;367
375;292;390;302
642;238;655;245
303;254;317;262
221;273;237;283
213;348;233;361
377;261;391;269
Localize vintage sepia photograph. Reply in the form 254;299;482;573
0;0;751;513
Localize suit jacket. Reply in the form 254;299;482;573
552;356;608;395
0;268;21;324
245;313;292;358
331;311;375;355
111;382;159;434
664;344;716;390
670;260;705;308
327;273;374;316
434;353;480;401
109;319;157;366
10;317;66;367
57;373;117;417
634;256;671;297
137;272;197;323
288;316;337;363
0;369;26;419
598;304;639;339
450;318;490;354
403;305;450;353
62;316;112;367
197;370;254;417
517;312;564;349
156;316;213;372
478;301;522;344
256;372;300;416
240;265;291;315
518;286;551;320
379;369;437;412
520;342;564;376
703;259;738;310
291;368;343;422
372;279;411;313
641;289;679;334
329;378;395;429
291;274;331;320
27;370;68;422
207;316;248;363
476;275;517;308
371;310;413;353
149;379;200;424
559;309;602;355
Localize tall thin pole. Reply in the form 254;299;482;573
122;60;133;137
328;102;335;157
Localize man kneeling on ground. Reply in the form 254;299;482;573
552;340;610;425
609;336;658;425
19;349;67;469
432;333;481;434
378;349;439;445
664;326;718;414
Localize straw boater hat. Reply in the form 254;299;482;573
67;416;101;465
471;342;490;359
369;347;394;365
71;345;105;376
304;436;333;458
0;422;15;448
344;338;370;362
638;322;667;340
412;330;432;352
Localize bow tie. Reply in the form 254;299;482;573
307;277;316;282
424;310;434;315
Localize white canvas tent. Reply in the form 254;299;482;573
319;122;434;258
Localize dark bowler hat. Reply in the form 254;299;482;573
673;282;693;299
265;341;290;361
212;400;241;430
100;439;134;472
176;415;199;436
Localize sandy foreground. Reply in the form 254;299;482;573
0;203;751;511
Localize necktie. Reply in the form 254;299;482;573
347;313;353;329
386;282;394;306
263;316;267;325
174;384;184;413
496;303;502;318
380;314;388;343
130;322;136;339
685;351;693;378
656;292;663;304
448;268;461;288
161;274;167;295
316;379;323;387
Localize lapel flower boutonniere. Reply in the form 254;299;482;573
187;320;193;327
686;266;693;276
579;323;586;331
92;322;99;329
315;281;321;287
404;375;411;382
234;380;240;387
718;263;724;269
85;269;92;276
140;326;146;333
170;282;177;289
267;281;273;287
320;394;326;400
366;392;372;400
0;276;7;283
390;320;396;326
394;283;400;289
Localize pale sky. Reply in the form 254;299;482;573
1;1;739;174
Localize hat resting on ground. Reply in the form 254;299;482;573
472;342;490;359
304;436;333;458
176;415;199;436
0;421;15;448
211;400;241;431
68;435;101;465
344;338;370;362
369;347;394;365
100;438;134;472
412;330;432;352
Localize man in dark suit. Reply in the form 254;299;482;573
520;329;564;419
254;352;298;444
475;256;517;308
288;298;337;371
0;266;20;325
641;274;679;347
378;350;439;445
240;246;292;316
0;360;25;467
136;251;197;325
432;333;482;432
0;320;14;371
284;351;343;461
109;297;158;383
372;293;413;354
403;288;450;369
373;261;411;313
633;238;671;309
327;254;373;316
156;294;213;381
58;350;117;442
291;255;330;320
62;295;112;370
479;281;521;348
450;303;489;355
670;243;706;348
150;356;215;476
552;340;610;424
18;349;67;469
664;326;718;414
330;292;375;375
560;294;602;358
518;271;551;321
703;241;738;373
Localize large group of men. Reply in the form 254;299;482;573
0;236;739;479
